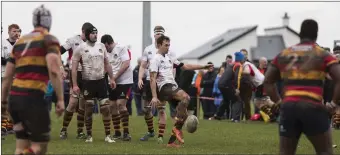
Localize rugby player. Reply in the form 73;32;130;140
1;5;65;154
139;26;178;141
149;35;212;146
264;19;340;155
59;22;93;139
1;24;21;135
101;34;133;141
72;25;116;143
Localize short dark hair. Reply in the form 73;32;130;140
101;34;114;44
156;35;170;46
207;62;213;65
226;55;232;59
240;49;248;53
8;24;20;31
82;22;93;31
299;19;318;41
333;46;340;52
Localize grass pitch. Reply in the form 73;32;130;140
1;104;340;154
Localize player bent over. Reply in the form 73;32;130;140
101;34;133;141
71;26;116;143
149;35;212;146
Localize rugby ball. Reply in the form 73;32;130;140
185;115;199;133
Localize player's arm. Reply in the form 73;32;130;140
113;47;131;80
60;37;73;55
1;52;16;102
171;57;208;70
138;49;148;81
45;35;64;102
71;45;82;88
103;46;114;79
263;56;282;103
149;58;159;99
325;55;340;105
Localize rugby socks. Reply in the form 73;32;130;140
61;110;73;132
112;114;121;136
144;114;154;133
168;118;185;144
85;104;94;136
7;120;13;130
120;110;130;134
102;116;111;136
158;124;166;138
1;102;8;132
77;109;85;134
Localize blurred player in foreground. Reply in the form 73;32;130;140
263;19;340;155
1;5;65;154
149;35;212;146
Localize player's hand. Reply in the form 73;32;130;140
150;97;160;109
61;70;67;79
203;64;214;69
326;101;340;115
138;79;144;89
109;78;116;89
72;85;80;95
55;100;65;117
235;89;240;96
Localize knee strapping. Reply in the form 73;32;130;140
143;106;152;113
99;98;109;106
100;104;110;115
157;106;166;115
85;100;95;105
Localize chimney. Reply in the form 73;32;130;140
282;12;290;27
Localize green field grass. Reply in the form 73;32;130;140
1;104;340;154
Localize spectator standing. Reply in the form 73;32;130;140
200;62;217;119
133;58;144;116
212;67;225;115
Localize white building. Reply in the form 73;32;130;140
178;13;300;64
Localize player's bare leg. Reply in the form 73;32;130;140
100;99;115;143
305;130;333;155
167;90;190;146
157;102;167;144
110;100;121;139
279;135;300;155
84;100;95;142
117;98;131;141
140;99;155;141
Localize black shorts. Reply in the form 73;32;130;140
143;80;152;102
158;83;181;102
82;78;108;100
69;71;83;90
279;101;330;138
8;95;50;142
109;84;132;101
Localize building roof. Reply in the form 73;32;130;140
251;35;286;60
178;25;258;60
264;26;299;37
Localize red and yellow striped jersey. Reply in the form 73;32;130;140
271;42;338;104
7;29;60;97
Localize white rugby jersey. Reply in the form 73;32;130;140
107;44;133;84
72;42;108;80
62;35;84;71
149;53;181;90
141;43;177;80
1;39;15;77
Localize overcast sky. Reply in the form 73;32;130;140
2;1;340;66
